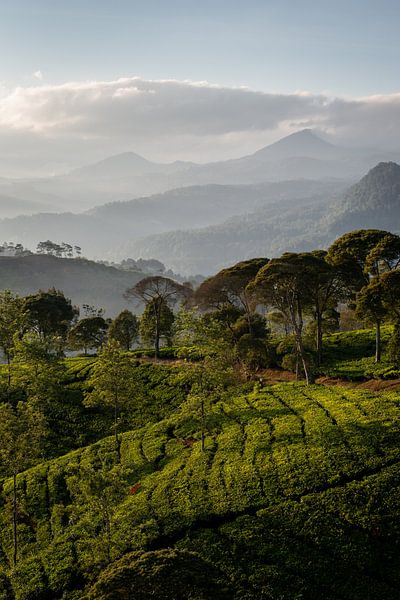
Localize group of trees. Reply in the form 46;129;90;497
178;229;400;382
0;228;399;384
36;240;82;258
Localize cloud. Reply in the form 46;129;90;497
32;70;44;81
0;76;399;172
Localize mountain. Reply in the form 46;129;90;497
245;128;339;161
127;162;400;274
327;161;400;234
2;130;396;214
0;254;146;316
0;179;346;260
66;151;195;181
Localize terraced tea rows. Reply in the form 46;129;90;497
1;382;400;599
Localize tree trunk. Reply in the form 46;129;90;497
296;334;314;385
316;310;323;367
12;472;17;567
200;398;205;452
154;304;161;360
114;395;120;463
7;352;11;388
375;320;381;363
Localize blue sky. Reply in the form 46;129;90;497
1;0;400;95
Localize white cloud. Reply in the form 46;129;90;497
32;70;43;81
0;76;399;173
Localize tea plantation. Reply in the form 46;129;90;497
1;369;400;599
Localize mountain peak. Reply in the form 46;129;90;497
67;151;159;180
251;129;337;161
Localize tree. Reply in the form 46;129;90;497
362;270;400;365
139;301;174;349
177;357;237;451
355;281;387;353
68;461;128;565
125;276;191;357
297;251;357;366
194;258;269;333
327;229;400;362
68;316;108;355
0;291;27;387
248;253;315;384
0;402;46;566
84;340;138;461
24;288;78;343
12;333;70;455
108;310;139;351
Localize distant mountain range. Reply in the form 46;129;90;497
127;161;400;273
2;161;400;275
1;131;400;278
0;178;346;261
1;129;399;215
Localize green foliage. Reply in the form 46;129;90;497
68;316;108;354
108;310;138;351
388;320;400;367
139;300;174;348
23;288;78;340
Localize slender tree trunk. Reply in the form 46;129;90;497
296;334;313;385
114;394;120;463
316;309;323;367
12;471;17;567
375;320;381;363
153;303;161;360
200;398;205;452
7;352;11;388
293;298;314;385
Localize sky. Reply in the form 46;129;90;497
1;0;400;174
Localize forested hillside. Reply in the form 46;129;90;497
0;255;146;315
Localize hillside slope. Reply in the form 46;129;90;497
0;254;145;315
1;380;400;599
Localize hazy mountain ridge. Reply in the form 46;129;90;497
128;161;400;273
0;179;345;260
1;129;397;215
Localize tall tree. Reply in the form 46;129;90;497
139;300;174;349
328;229;400;362
84;340;138;461
248;253;315;384
125;276;191;357
0;402;46;566
362;270;400;365
24;288;78;343
298;251;359;366
0;290;27;387
194;258;269;333
68;316;108;355
109;310;139;351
